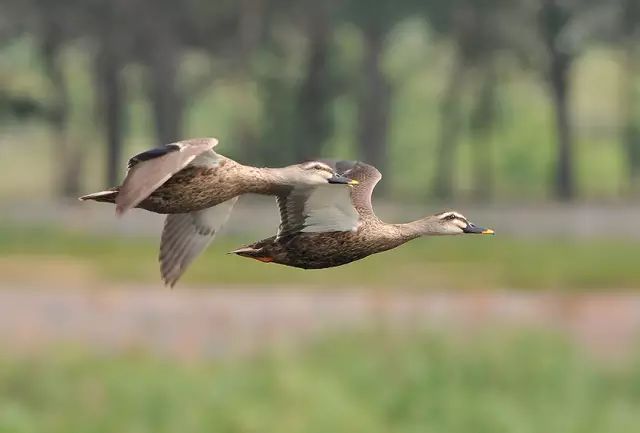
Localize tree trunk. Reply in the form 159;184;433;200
621;0;640;193
96;46;124;187
470;62;498;200
432;54;465;200
293;2;332;161
540;0;575;201
146;40;184;144
357;27;390;184
40;30;81;197
549;51;573;200
93;1;125;188
622;46;640;192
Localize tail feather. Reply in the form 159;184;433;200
79;189;118;203
230;245;276;263
230;246;264;258
230;246;260;256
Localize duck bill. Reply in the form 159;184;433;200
463;223;495;235
328;174;359;185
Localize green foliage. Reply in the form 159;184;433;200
0;332;639;433
0;17;636;200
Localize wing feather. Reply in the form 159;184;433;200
159;197;237;287
337;162;381;216
116;137;220;215
276;185;359;238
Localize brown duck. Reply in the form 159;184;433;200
80;137;356;285
232;161;494;269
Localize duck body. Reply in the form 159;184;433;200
132;161;241;214
90;157;287;214
237;219;411;269
80;137;357;286
232;160;494;269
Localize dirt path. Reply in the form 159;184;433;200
1;285;639;359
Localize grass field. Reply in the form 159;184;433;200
0;331;639;433
2;224;640;290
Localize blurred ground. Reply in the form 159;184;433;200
7;199;640;240
2;209;640;432
1;285;640;360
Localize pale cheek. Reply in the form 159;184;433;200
305;174;323;185
449;226;465;235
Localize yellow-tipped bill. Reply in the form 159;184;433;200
328;174;357;185
463;223;495;235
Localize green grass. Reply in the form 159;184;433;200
2;225;640;290
0;331;639;433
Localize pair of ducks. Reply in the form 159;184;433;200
81;138;494;286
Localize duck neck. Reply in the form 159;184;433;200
396;215;443;240
238;165;289;195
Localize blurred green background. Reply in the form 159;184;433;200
2;0;640;432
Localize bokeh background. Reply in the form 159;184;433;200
2;0;640;432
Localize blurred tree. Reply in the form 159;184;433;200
425;0;510;200
340;0;420;188
32;0;86;197
291;0;335;162
538;0;576;200
253;0;339;165
92;0;127;187
134;0;188;144
356;23;390;180
469;62;498;201
534;0;610;200
0;1;47;122
619;0;640;192
425;1;470;200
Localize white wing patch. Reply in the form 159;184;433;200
300;185;359;233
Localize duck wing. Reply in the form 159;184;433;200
318;160;382;217
339;162;382;217
115;137;220;215
276;184;360;238
159;197;238;287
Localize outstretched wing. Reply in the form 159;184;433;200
159;198;237;287
115;137;220;215
276;184;360;238
340;162;382;217
317;160;382;216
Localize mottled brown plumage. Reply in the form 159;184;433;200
79;137;356;285
81;143;316;215
85;160;300;214
233;161;494;269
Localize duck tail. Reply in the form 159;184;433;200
229;246;261;257
78;189;118;203
229;246;274;262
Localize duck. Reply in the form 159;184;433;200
79;137;357;285
231;160;494;269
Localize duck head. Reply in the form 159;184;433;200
432;211;495;235
283;161;359;187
